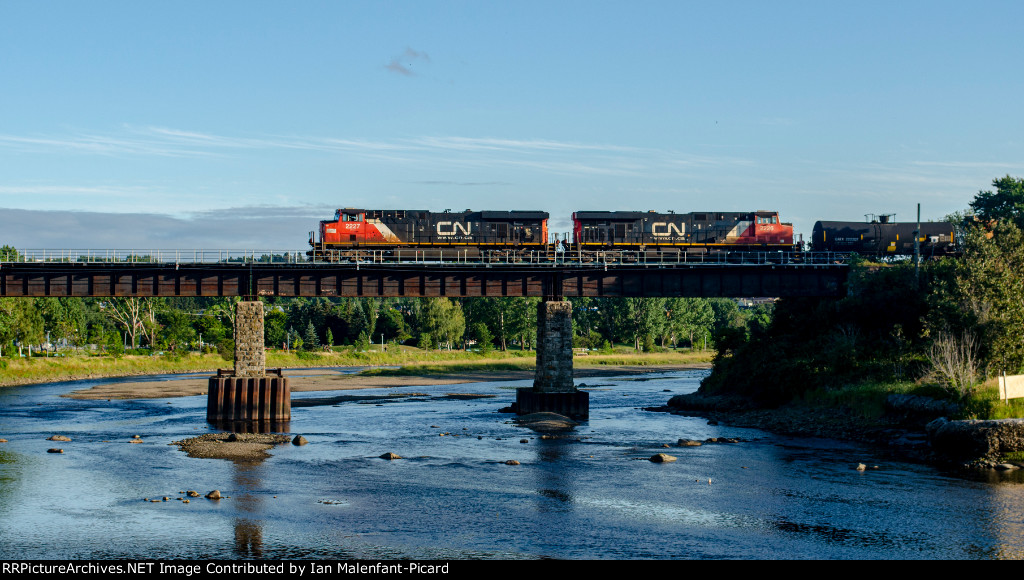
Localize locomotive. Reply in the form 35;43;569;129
810;215;957;257
571;210;795;253
308;208;549;260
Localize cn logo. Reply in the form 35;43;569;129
437;222;471;235
652;222;685;237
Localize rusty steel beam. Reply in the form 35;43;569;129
0;262;848;298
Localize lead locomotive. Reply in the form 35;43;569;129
309;208;549;260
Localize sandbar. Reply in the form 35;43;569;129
64;364;709;400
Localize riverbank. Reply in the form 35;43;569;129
0;347;713;389
658;390;1024;471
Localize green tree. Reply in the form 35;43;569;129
377;308;410;343
471;322;495;354
303;321;320;350
38;297;87;347
355;330;371;352
156;307;196;351
929;221;1024;377
970;175;1024;229
421;298;465;350
264;306;288;348
623;298;666;350
668;298;715;348
0;297;44;351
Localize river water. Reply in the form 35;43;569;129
1;368;1023;560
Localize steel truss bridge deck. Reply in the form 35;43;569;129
1;250;849;299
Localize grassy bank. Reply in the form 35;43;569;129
791;377;1024;422
0;346;713;387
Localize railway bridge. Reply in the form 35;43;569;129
0;249;850;425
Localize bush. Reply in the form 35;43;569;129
217;339;235;362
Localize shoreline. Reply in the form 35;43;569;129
64;363;712;400
657;392;1024;473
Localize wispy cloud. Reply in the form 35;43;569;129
910;160;1022;170
0;184;149;197
385;47;431;76
0;131;216;158
0;125;754;181
414;181;514;187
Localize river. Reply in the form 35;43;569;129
1;368;1022;560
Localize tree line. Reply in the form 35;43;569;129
700;175;1024;405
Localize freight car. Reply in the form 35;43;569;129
308;208;549;260
810;215;957;256
570;210;795;254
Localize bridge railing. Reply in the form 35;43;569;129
4;249;854;267
5;249;310;264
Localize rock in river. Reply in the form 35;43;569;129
650;453;677;463
514;413;578;433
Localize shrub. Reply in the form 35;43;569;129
217;339;235;362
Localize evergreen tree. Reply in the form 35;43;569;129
303;321;320;350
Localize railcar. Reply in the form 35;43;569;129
810;216;957;256
571;210;795;253
308;208;549;260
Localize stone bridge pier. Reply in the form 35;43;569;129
207;300;291;429
516;300;589;419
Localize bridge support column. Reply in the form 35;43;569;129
207;300;290;429
516;300;589;419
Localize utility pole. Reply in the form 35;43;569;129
914;203;921;283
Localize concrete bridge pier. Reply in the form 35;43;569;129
207;300;291;429
516;300;589;419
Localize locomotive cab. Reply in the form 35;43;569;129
752;211;794;245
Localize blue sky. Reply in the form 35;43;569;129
1;1;1021;249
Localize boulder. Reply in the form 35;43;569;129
649;453;677;463
205;490;221;499
886;395;960;425
47;435;72;442
292;435;308;446
47;448;64;454
678;439;703;447
514;412;578;433
504;460;521;465
927;417;1024;461
379;452;402;460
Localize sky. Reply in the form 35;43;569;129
1;0;1022;250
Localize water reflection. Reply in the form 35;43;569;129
230;462;267;557
233;518;264;558
531;437;576;513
